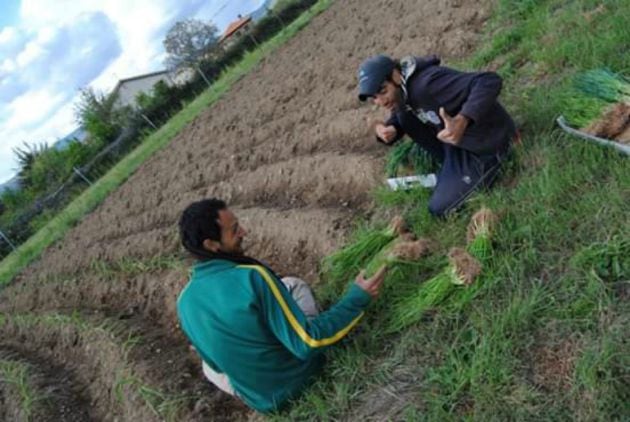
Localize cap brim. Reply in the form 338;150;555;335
358;82;380;102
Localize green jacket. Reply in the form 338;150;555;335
177;259;372;413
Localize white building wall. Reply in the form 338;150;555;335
114;73;172;108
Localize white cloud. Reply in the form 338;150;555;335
0;0;268;184
0;101;77;183
6;88;67;130
15;37;45;67
0;26;20;45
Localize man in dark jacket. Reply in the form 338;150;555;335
358;54;516;216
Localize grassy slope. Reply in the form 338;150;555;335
277;1;629;420
0;0;333;286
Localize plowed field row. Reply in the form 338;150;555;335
2;0;492;419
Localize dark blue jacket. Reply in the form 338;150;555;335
384;55;515;155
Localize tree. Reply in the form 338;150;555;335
163;18;219;69
74;87;127;145
12;141;48;188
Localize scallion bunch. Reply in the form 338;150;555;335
386;247;481;332
574;68;630;104
324;216;408;285
466;207;499;262
363;237;432;278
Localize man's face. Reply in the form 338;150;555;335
216;208;247;255
372;79;402;112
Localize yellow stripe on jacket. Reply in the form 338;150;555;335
239;265;364;348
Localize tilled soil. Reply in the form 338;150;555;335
0;345;92;421
1;0;492;419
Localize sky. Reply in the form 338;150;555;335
0;0;265;184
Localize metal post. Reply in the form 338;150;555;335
73;167;93;186
195;64;213;88
247;33;260;47
139;112;159;130
0;229;17;251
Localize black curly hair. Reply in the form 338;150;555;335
178;198;279;273
179;198;226;258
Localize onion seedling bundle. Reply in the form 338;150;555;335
466;207;499;262
385;139;433;177
387;247;481;333
363;237;432;278
324;216;408;284
574;69;630;104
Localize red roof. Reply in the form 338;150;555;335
220;16;252;42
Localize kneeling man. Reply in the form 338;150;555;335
358;54;517;216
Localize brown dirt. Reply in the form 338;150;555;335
0;345;92;421
1;0;494;418
0;311;248;421
583;102;630;145
529;337;581;392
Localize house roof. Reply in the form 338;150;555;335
219;16;252;42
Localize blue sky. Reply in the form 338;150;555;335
0;0;265;184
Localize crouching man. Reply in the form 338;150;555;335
358;54;517;216
177;198;386;413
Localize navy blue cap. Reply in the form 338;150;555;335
357;55;396;101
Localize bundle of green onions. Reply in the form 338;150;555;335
386;247;481;333
385;139;433;177
574;68;630;104
324;216;409;284
466;207;499;262
363;237;432;278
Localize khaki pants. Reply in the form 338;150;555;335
202;276;319;396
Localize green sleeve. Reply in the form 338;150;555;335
242;265;371;360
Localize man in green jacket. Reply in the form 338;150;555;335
177;198;386;413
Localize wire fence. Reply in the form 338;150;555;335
0;120;145;259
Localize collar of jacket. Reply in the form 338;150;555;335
193;258;237;274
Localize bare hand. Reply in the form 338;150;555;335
437;107;469;145
354;265;387;298
375;123;397;144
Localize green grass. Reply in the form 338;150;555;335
0;0;334;286
272;0;630;420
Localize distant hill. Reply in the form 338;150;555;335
53;127;88;151
0;176;20;195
